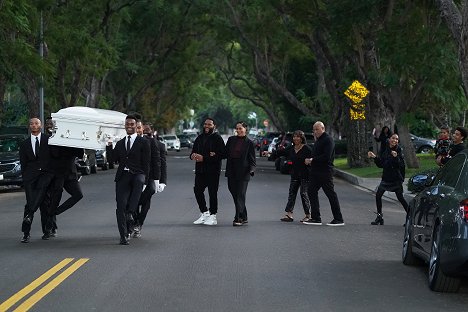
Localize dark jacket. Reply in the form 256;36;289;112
48;146;84;179
225;136;256;181
190;132;226;175
277;144;312;180
113;136;150;184
309;132;335;174
374;145;406;183
143;135;161;181
19;134;51;182
157;139;167;184
441;142;465;165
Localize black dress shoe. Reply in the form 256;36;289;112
21;234;30;243
119;237;129;245
42;233;50;240
233;220;243;226
50;230;57;237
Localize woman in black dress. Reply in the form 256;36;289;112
225;121;256;226
274;130;313;222
368;133;408;225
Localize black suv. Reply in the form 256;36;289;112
0;134;27;186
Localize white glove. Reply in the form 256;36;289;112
142;184;147;192
158;183;166;192
154;180;160;192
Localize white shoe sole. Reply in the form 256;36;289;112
303;222;322;225
326;223;345;226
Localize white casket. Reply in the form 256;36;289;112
48;107;127;150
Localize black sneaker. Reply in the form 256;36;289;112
303;219;322;225
21;234;30;243
326;219;345;226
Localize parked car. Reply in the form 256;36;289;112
161;134;181;151
410;133;436;154
178;134;194;149
259;132;281;157
95;149;114;170
0;134;27;187
75;149;97;175
402;150;468;292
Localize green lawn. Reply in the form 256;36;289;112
334;154;438;178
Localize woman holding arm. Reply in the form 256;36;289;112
368;133;408;225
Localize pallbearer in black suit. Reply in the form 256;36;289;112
112;115;150;245
133;121;161;238
19;118;54;243
225;121;256;226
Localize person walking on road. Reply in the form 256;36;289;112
19;118;54;243
267;130;312;223
368;133;408;225
304;121;345;226
111;115;150;245
191;118;226;226
133;121;162;237
225;121;256;226
440;126;467;166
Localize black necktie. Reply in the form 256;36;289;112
127;136;131;153
35;137;40;159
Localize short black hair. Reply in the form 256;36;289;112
206;117;216;125
143;122;154;131
440;125;450;132
456;126;468;141
293;130;306;144
126;115;137;121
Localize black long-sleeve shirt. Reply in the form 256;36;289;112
277;144;312;179
310;132;335;173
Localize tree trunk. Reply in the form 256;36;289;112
395;122;420;168
20;73;40;118
0;75;5;127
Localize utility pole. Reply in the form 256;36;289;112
39;11;44;123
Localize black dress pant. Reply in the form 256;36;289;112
115;172;145;238
308;171;343;222
54;177;83;215
136;179;156;227
194;173;220;215
22;173;54;235
227;178;249;222
285;178;311;215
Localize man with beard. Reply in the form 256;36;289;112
19;118;54;243
111;115;150;245
190;118;226;226
132;121;162;238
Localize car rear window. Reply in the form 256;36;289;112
164;136;176;140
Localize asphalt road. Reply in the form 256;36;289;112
1;149;468;312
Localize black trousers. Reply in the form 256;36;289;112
285;178;311;215
136;179;156;227
375;187;408;214
227;178;249;222
194;173;220;214
115;172;145;238
22;173;54;235
308;171;343;222
54;177;83;215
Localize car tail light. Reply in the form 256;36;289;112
460;199;468;221
287;161;293;165
263;139;268;145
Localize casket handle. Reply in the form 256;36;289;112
82;131;89;140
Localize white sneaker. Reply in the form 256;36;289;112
203;214;217;225
193;211;210;224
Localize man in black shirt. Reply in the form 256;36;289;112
441;126;467;165
304;121;345;226
190;118;226;226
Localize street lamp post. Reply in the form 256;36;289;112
248;112;257;131
39;11;44;123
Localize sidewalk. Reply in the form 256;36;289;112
334;169;415;203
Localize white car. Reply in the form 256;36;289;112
267;137;279;154
161;134;181;152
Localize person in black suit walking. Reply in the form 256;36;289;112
225;121;256;226
19;117;54;243
112;115;150;245
132;121;161;238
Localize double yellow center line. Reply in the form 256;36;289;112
0;258;88;312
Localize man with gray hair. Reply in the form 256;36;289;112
304;121;345;226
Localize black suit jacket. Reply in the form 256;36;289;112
144;136;161;181
19;135;51;183
113;136;150;184
157;139;167;184
225;136;256;181
49;146;84;178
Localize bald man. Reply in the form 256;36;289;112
304;121;344;226
19;118;54;242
